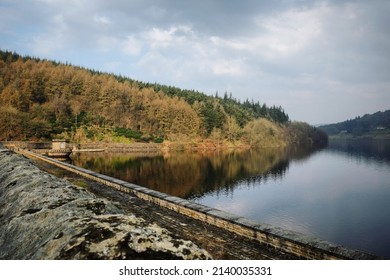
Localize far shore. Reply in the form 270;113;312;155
0;139;260;154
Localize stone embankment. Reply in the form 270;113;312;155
0;146;211;260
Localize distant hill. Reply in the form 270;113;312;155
0;49;326;148
0;49;290;141
318;110;390;138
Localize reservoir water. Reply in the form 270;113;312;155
72;139;390;258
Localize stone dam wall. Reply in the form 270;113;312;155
10;148;382;260
0;146;211;260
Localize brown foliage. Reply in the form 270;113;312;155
0;51;315;147
0;55;203;141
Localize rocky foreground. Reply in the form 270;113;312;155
0;146;211;259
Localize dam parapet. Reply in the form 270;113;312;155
0;145;211;260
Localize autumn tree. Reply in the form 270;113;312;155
223;116;241;142
0;106;22;140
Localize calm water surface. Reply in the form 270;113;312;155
72;139;390;258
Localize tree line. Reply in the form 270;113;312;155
0;50;325;147
319;110;390;137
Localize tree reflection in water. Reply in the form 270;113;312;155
71;145;323;199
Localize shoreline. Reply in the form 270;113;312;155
0;140;242;152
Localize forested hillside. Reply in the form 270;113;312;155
0;50;325;147
319;110;390;138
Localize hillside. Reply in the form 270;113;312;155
318;110;390;139
0;50;325;147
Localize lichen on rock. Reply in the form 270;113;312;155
0;146;211;260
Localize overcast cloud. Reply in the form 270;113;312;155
1;0;389;124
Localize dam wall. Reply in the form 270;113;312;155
0;141;161;153
0;146;210;260
14;148;381;260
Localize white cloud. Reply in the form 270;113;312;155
144;25;194;49
94;15;111;26
146;27;176;48
122;36;142;56
96;35;120;52
256;7;323;58
208;4;326;59
212;59;247;77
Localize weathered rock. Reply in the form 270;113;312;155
0;146;211;259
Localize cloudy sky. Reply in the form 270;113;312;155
1;0;389;124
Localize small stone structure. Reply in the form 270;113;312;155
48;139;72;158
52;139;67;150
